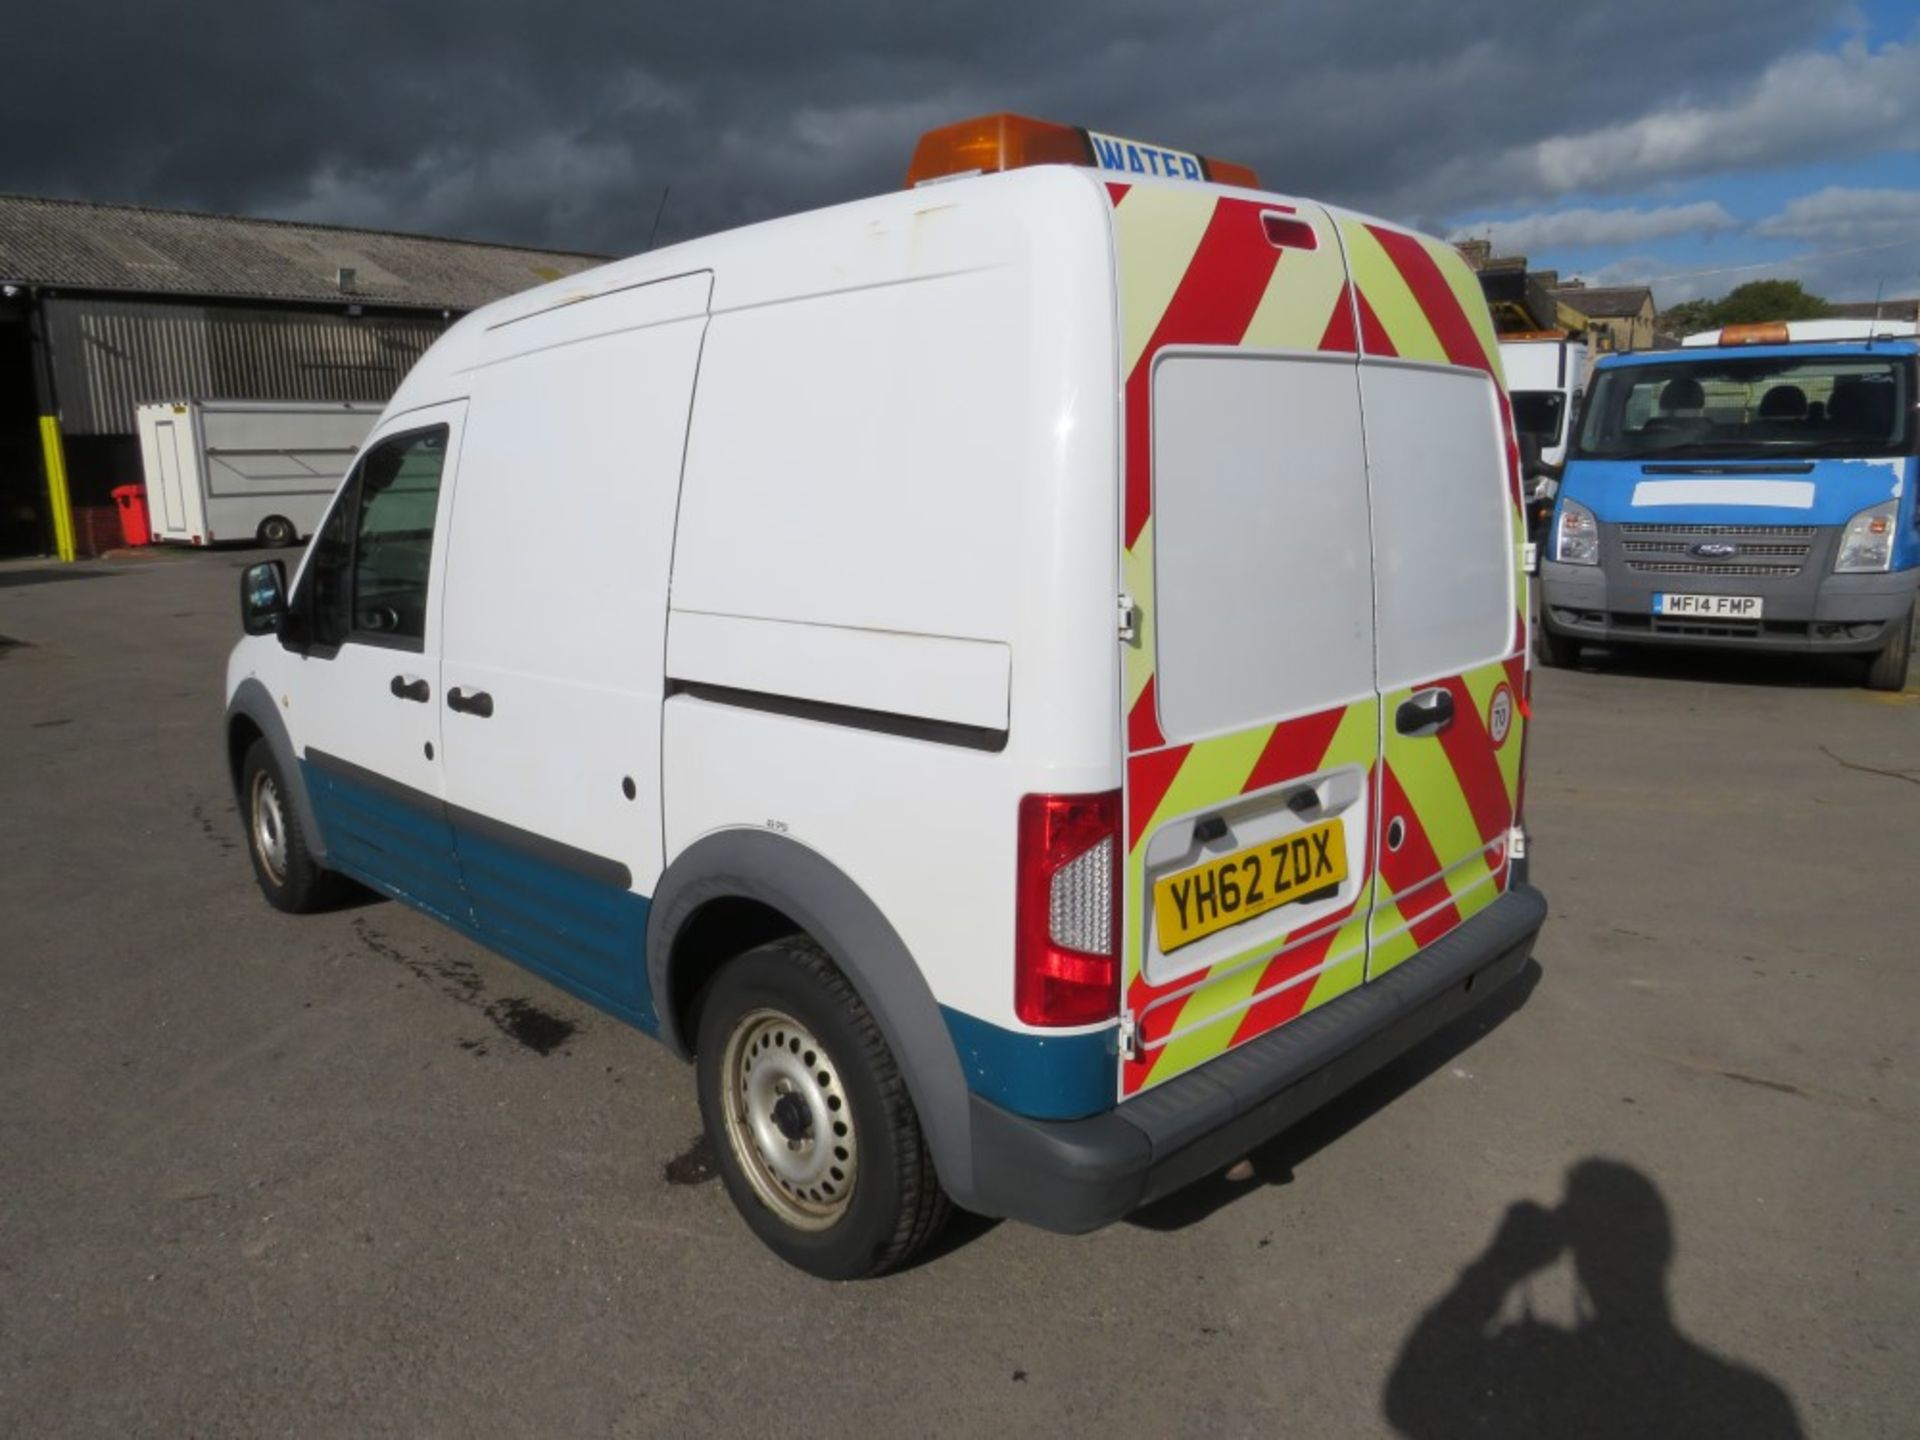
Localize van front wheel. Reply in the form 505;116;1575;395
1864;604;1913;692
695;937;949;1279
240;738;342;913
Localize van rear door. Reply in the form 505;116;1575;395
1112;184;1382;1099
1334;215;1528;976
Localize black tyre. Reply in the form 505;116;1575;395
695;936;950;1279
1535;617;1579;669
1864;605;1914;693
257;515;297;548
240;737;343;913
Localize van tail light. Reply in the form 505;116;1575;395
1015;791;1122;1027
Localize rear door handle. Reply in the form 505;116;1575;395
447;686;494;718
1395;687;1454;738
389;675;430;703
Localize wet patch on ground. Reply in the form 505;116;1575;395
188;799;239;853
663;1132;719;1186
0;568;113;589
350;916;583;1058
487;997;576;1055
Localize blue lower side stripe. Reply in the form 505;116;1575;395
300;757;658;1035
940;1006;1115;1121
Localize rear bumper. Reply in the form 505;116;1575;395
964;883;1548;1234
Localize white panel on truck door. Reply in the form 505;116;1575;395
1361;361;1514;691
1151;349;1376;742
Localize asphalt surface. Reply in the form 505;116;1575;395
1;547;1914;1438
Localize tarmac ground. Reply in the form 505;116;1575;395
1;546;1914;1437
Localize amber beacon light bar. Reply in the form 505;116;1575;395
906;113;1260;190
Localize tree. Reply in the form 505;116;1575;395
1709;280;1835;325
1658;280;1835;339
1657;298;1717;336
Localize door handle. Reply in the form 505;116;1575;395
447;686;494;718
389;675;430;703
1395;687;1454;738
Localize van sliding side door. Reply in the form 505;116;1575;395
435;272;713;1028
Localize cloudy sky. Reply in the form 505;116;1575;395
5;0;1916;307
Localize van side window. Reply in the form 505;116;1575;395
306;473;360;649
304;426;449;651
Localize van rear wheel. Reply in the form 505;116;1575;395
1864;604;1914;692
257;515;297;548
695;937;949;1279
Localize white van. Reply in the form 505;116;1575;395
137;399;382;547
1499;335;1587;471
226;116;1546;1278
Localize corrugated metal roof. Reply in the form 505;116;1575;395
0;194;608;310
1549;285;1655;318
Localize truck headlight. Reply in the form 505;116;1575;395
1553;499;1599;566
1835;500;1897;574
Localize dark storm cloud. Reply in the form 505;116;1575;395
0;1;1850;256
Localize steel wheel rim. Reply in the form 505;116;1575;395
249;769;288;886
263;519;292;546
720;1007;857;1230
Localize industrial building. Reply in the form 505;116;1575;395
0;196;605;559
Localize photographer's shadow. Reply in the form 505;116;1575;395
1384;1160;1804;1439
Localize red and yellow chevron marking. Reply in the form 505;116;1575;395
1338;215;1531;982
1114;186;1356;752
1121;699;1380;1097
1109;187;1531;1098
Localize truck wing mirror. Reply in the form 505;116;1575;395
240;560;289;636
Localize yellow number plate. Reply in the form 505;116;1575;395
1153;818;1347;954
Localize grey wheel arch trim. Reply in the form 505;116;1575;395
226;677;326;869
646;828;977;1202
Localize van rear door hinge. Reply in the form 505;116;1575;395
1117;592;1138;644
1116;1011;1139;1059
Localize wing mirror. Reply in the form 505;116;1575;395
240;560;289;636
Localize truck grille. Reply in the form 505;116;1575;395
1626;560;1803;577
1615;524;1816;578
1617;524;1818;538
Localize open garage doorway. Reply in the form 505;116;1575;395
0;314;49;558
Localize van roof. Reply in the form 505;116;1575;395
1594;339;1919;368
389;165;1126;404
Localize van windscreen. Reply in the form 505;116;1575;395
1575;354;1913;461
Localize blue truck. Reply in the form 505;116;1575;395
1539;320;1918;690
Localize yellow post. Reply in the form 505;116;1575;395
38;414;76;562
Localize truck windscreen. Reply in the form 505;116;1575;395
1575;354;1913;460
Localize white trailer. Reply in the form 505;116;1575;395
135;399;382;547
